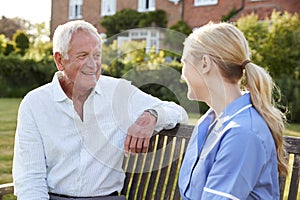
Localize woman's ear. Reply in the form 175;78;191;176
200;54;212;74
54;52;64;71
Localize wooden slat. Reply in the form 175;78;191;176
158;124;194;139
0;183;14;200
279;174;287;199
287;154;300;200
285;136;300;154
140;136;160;199
129;155;144;199
173;138;189;200
136;153;153;199
154;135;173;200
162;137;178;199
123;154;138;199
168;137;186;200
144;134;165;199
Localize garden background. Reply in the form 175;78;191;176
0;10;300;199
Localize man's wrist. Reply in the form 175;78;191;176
144;109;158;120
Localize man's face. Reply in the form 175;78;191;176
63;30;102;92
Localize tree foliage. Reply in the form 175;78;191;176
237;11;300;78
0;16;31;40
261;11;300;77
100;9;167;37
237;11;300;122
4;42;14;56
0;34;6;54
164;20;192;58
13;30;30;56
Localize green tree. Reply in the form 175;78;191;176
13;30;30;56
138;9;167;28
164;20;192;58
237;11;300;78
101;9;167;37
261;11;300;77
26;22;52;60
236;13;268;65
3;41;14;56
101;9;145;37
0;34;6;54
169;20;192;36
237;11;300;122
0;16;31;40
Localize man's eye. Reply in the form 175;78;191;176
94;53;101;59
78;54;87;59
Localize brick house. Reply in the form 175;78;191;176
50;0;181;38
184;0;300;29
50;0;300;37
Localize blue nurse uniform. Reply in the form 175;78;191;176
178;93;280;200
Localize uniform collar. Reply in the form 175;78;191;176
219;92;252;120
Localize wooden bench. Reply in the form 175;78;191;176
1;124;299;200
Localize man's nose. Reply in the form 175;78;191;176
86;55;97;67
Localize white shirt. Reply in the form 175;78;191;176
13;72;188;200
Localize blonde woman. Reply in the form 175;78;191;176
178;22;288;200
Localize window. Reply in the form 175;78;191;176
129;29;159;53
117;29;160;54
69;0;82;19
194;0;218;6
138;0;155;12
101;0;116;16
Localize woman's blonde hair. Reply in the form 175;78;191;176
185;22;288;174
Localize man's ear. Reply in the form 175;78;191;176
54;52;64;71
201;54;212;74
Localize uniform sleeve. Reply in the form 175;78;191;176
202;129;267;200
13;97;49;200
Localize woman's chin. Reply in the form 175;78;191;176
187;92;197;101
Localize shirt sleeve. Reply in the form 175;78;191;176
13;96;49;200
128;82;189;132
202;129;267;200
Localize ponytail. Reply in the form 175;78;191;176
244;62;288;175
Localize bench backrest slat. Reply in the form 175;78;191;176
287;154;300;200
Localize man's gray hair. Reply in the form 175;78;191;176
52;20;102;59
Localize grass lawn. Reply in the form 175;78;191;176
0;98;21;185
0;98;299;199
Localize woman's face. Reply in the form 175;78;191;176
181;57;207;101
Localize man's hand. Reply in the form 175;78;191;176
124;111;157;155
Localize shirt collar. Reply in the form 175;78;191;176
52;71;69;102
94;77;102;95
52;71;102;102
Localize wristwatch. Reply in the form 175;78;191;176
144;109;158;119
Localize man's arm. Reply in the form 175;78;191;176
123;83;188;154
13;97;49;200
